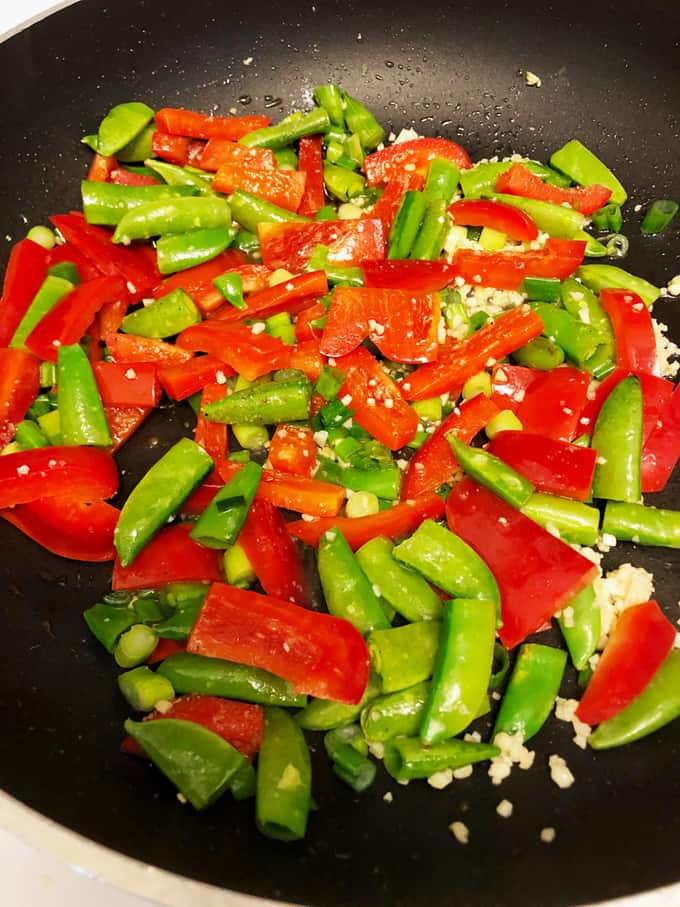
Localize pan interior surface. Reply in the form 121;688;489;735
0;1;679;904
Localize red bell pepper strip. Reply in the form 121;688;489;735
158;355;234;401
294;301;326;342
93;361;161;408
88;153;116;182
641;382;680;492
105;332;193;365
197;138;276;172
190;265;272;316
448;199;539;242
239;499;311;607
194;384;228;464
0;446;118;508
446;478;599;649
151;250;248;300
495;163;612;216
47;241;103;282
180;473;224;518
0;348;40;448
108;168;159;187
177;321;285;382
514;366;590;442
488;430;598;501
401;394;500;499
288;491;445;550
98;298;129;336
24;275;128;363
213;165;307;213
335;347;418;450
257;220;386;272
150;131;192;166
0;239;50;347
0;497;118;561
86;315;103;365
147;638;186;664
451;238;587;291
105;405;152;452
187;582;370;705
268;425;317;478
112;523;223;591
212;270;328;325
297;135;325;218
365;169;425;236
599;288;658;375
155;108;271;141
489;363;540;413
121;695;264;760
362;259;457;292
576;601;676;726
320;287;441;363
363;137;472;186
400;304;544;400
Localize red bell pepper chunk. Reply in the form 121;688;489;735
268;424;317;478
194;384;228;463
363;137;472;186
212;270;328;325
0;239;50;347
0;349;40;448
158;355;233;401
495;163;612;216
576;601;676;726
180;473;224;518
448;198;539;242
490;363;540;413
362;259;457;292
177;321;284;381
297;135;325;218
213;165;307;213
258;470;344;517
0;497;118;561
401;304;544;401
187;582;370;705
257;220;386;272
294;301;326;342
320;287;441;363
515;366;590;442
365;169;425;235
88;153;116;182
446;478;598;649
150;131;192;166
93;361;161;408
401;394;500;499
86;315;103;365
641;382;680;492
239;499;311;606
105;332;193;365
155;108;271;141
147;638;186;664
452;238;587;291
488;430;597;501
273;338;325;383
112;523;223;591
599;288;658;375
197;138;276;172
288;491;445;550
335;347;419;450
105;405;152;452
151;250;248;300
121;695;264;760
47;242;103;282
108;168;159;187
98;298;129;335
25;275;128;363
0;446;119;508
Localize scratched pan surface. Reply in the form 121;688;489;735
0;0;679;904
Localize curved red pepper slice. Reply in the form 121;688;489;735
177;322;286;382
0;446;118;508
150;131;192;166
599;288;658;375
268;425;317;478
365;169;425;235
297;135;325;219
0;497;118;561
0;348;40;448
212;270;328;325
187;582;370;705
88;153;116;182
576;601;676;726
257;220;385;272
106;333;193;366
192;265;272;315
448;199;539;242
294;301;326;342
108;168;159;187
47;242;103;282
641;383;680;492
112;523;223;591
514;366;590;442
451;238;586;291
158;354;233;401
495;163;612;216
0;239;49;347
155;108;271;141
363;137;472;186
489;363;540;413
197;138;276;172
362;259;457;292
105;405;152;452
213;165;307;213
194;384;228;464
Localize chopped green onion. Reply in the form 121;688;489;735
315;365;347;401
223;542;256;588
461;371;492;400
591;203;623;234
522;276;562;302
603;233;629;259
114;624;158;668
27;225;57;250
486;410;523;439
641;199;678;235
118;666;175;712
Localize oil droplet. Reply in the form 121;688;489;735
238;94;252;105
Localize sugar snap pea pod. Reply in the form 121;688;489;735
296;672;381;731
529;301;607;371
84;101;155;156
153;597;205;641
589;650;680;749
355;536;442;622
447;436;534;509
313;84;345;128
318;527;391;634
14;420;49;450
512;336;565;370
228;189;309;234
202;376;311;425
384;735;500;782
114;438;213;567
116;124;155;162
81;181;198;226
423;158;461;205
420;598;497;745
522;277;562;303
274;147;299;169
388;190;427;259
601;501;680;549
550;139;627;206
144;159;214;194
157;652;307;707
156;226;237;275
410;198;449;261
361;680;432;742
560;277;616;377
112;196;231;243
121;288;201;338
84;602;138;652
314;458;401;500
240;108;330;150
576;264;660;308
230;760;257;801
493;643;567;741
342;92;384;149
9;275;74;349
368;621;442;693
190;461;261;549
591;376;643;503
124;717;246;811
558;583;600;671
490;192;587;237
256;707;312;841
57;343;112;447
521;493;600;546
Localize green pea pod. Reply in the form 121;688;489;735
84;602;137;653
121;288;201;339
591;376;643;503
229;189;308;234
296;672;381;731
9;275;74;349
384;735;500;782
420;598;497;745
157;652;307;707
313;84;346;128
490;193;587;237
493;643;567;742
361;681;432;742
318;527;390;634
116;124;155;163
368;621;442;693
576;265;660;308
529;301;608;370
81;181;198;227
602;501;680;548
85;102;155;156
153;598;205;641
410;198;448;261
57;343;112;447
550;139;627;206
256;707;312;841
558;583;600;671
342;93;384;149
314;458;401;500
112;196;231;243
156;226;238;275
14;419;49;450
190;461;261;549
388;190;427;259
589;651;680;749
560;277;616;376
144;159;214;194
241;108;330;150
512;336;566;370
460;160;569;198
423;158;461;205
521;493;600;546
114;438;213;567
202;376;311;425
447;436;534;509
355;536;442;622
323;163;365;202
124;718;246;811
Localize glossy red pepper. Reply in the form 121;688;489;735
146;638;186;664
88;153;117;182
93;361;161;408
212;270;328;325
213;165;307;213
489;363;540;413
158;354;234;401
576;601;676;726
268;424;317;478
105;405;152;452
599;288;658;375
362;259;457;292
257;220;385;272
47;242;103;282
297;135;325;218
108;168;159;187
150;131;192;166
106;332;193;366
448;199;539;242
155;108;271;141
98;298;129;335
0;497;118;561
0;446;119;508
451;238;586;291
177;321;284;381
446;478;598;649
294;301;326;342
193;384;229;464
495;163;612;215
363;137;472;185
515;366;590;441
0;348;40;448
187;582;370;705
151;250;248;300
365;169;425;236
197;138;276;172
0;239;50;347
112;523;223;591
641;382;680;492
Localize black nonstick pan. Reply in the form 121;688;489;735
0;0;679;904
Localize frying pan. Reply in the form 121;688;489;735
0;0;679;904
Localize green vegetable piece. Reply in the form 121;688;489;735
118;666;175;712
315;365;347;401
447;435;534;509
9;275;74;349
274;146;299;169
313;84;346;128
314;204;337;222
114;438;213;567
522;277;561;303
512;336;565;370
241;108;330;150
47;261;80;284
81;181;198;227
86;102;154;156
641;199;678;235
521;492;600;546
490;192;587;237
83;602;138;653
325;733;376;793
213;271;246;309
323;162;365;202
112;196;231;243
342;93;384;150
230;760;257;800
530;301;608;371
388;190;427;259
355;536;442;623
120;288;201;338
591;376;643;503
314;458;401;500
550;139;627;206
154;597;204;640
114;624;158;668
156;226;237;275
144;158;214;194
190;461;261;549
296;673;381;731
57;343;112;447
558;583;600;671
26;225;56;250
14;420;49;450
410;198;448;261
202;376;311;425
361;681;430;742
490;642;511;690
231;423;269;450
229;189;308;234
116;124;155;162
256;707;312;841
591;203;623;234
576;264;660;308
384;735;500;782
602;501;680;548
37;409;61;445
493;643;567;742
368;621;441;693
423;158;461;205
